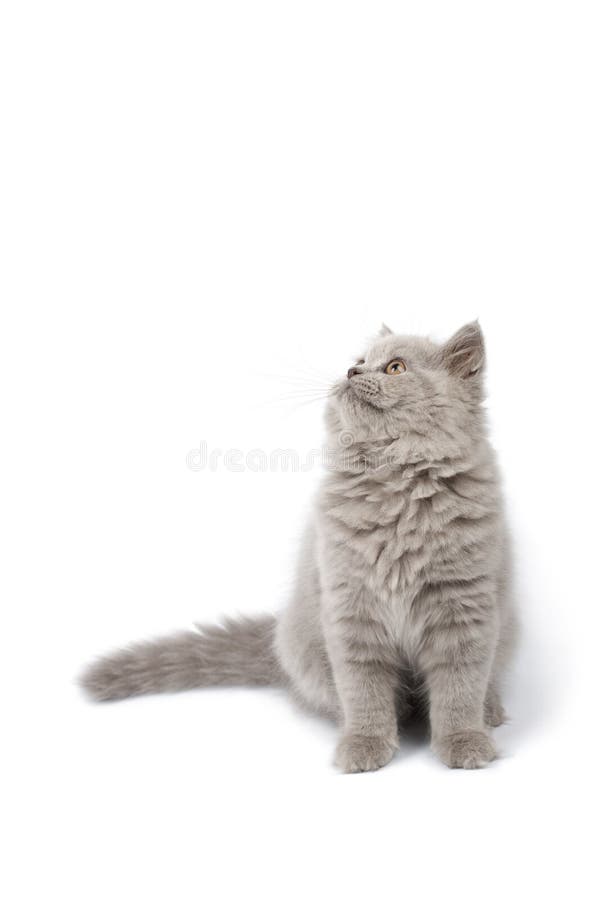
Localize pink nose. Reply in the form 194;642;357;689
347;367;360;379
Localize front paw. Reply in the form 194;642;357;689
434;731;496;769
334;733;397;774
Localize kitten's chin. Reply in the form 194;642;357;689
328;383;396;447
332;394;381;443
342;384;394;422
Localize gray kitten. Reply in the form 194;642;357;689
81;322;516;772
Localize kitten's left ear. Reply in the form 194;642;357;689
379;323;393;337
442;321;485;378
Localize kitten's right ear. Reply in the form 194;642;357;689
442;321;485;378
379;323;393;337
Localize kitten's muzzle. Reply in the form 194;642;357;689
347;373;382;406
347;366;361;379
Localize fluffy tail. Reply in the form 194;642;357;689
80;614;282;702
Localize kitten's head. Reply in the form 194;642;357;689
327;322;486;464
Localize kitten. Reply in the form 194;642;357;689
81;322;516;772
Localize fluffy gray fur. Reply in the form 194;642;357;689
81;322;516;772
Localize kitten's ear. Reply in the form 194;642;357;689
442;321;485;378
379;323;393;337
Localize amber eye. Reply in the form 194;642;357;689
385;358;407;375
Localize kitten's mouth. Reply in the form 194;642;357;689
333;377;390;413
347;378;382;408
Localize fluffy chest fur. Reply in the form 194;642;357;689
315;449;502;659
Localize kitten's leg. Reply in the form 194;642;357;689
484;679;506;727
332;658;399;774
422;601;498;769
325;603;399;773
427;659;496;769
483;604;514;728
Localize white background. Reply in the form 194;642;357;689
1;2;599;898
